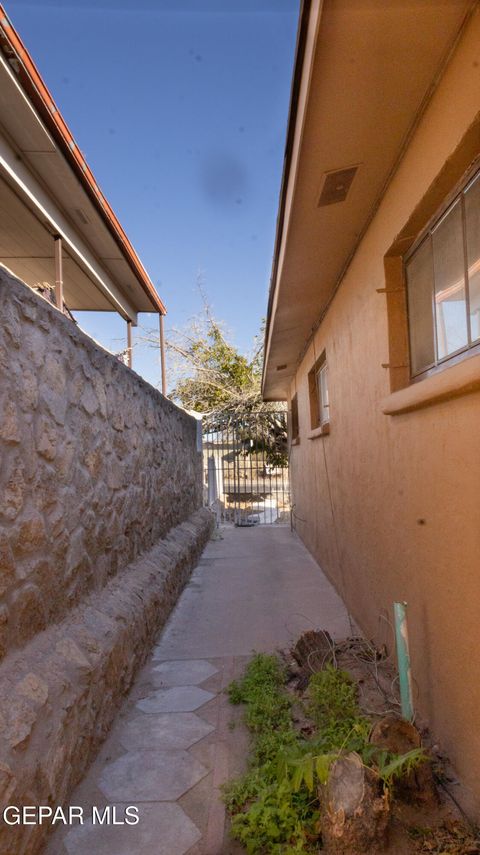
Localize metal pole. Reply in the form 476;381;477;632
159;313;167;396
54;236;64;312
393;601;414;721
126;320;133;368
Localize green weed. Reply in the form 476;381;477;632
223;652;425;854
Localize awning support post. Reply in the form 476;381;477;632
54;235;64;312
126;320;133;368
159;313;167;395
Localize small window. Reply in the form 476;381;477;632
290;393;299;441
405;168;480;378
308;353;329;430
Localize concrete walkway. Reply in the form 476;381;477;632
46;525;352;855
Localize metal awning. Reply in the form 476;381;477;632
0;5;165;322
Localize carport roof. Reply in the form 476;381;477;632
0;5;166;317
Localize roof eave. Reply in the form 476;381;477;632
0;5;166;316
261;0;313;400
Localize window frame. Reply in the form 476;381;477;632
290;392;299;443
308;351;329;431
404;164;480;382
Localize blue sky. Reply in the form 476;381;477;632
6;0;299;388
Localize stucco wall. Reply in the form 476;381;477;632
289;13;480;815
0;266;202;657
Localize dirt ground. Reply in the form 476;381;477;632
283;634;480;855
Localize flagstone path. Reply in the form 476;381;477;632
46;524;352;855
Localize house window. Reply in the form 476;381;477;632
290;393;299;441
405;168;480;378
308;353;329;429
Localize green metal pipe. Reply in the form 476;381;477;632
393;601;414;721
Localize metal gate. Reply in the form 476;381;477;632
202;410;289;525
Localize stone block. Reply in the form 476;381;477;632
91;371;107;418
0;400;20;444
107;459;123;491
19;368;39;410
43;388;68;426
44;353;67;395
118;712;214;751
0;458;26;520
0;694;38;748
16;673;48;707
0;761;17;804
55;637;92;672
36;416;57;461
11;584;46;646
30;559;54;600
63;803;201;855
135;686;215;714
65;529;86;578
80;385;99;416
111;407;125;432
0;536;16;596
84;447;103;478
54;439;76;481
46;504;65;539
3;302;21;348
69;371;84;405
98;749;208;801
25;324;47;367
11;513;47;557
152;659;218;685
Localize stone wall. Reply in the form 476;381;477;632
0;508;213;855
0;266;213;851
0;266;203;657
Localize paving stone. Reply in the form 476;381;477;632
152;659;218;686
118;712;214;750
63;803;201;855
98;749;209;801
136;686;214;713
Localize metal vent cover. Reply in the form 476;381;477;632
318;166;358;207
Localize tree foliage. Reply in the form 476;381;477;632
140;287;287;465
170;313;265;417
141;288;284;416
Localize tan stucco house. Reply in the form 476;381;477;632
263;0;480;815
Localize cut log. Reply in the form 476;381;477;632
370;716;421;753
291;629;333;672
320;751;390;854
369;716;437;806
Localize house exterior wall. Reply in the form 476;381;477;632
288;13;480;814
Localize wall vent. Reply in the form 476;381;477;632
318;166;358;207
276;364;287;371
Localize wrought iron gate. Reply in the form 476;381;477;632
202;410;289;525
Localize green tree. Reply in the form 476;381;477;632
171;314;264;417
140;289;287;464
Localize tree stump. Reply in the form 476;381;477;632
320;752;390;854
369;716;437;805
292;629;333;671
291;630;334;689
